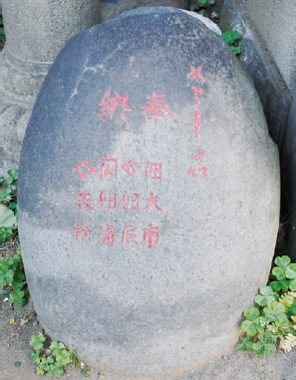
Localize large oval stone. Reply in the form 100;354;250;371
18;7;280;379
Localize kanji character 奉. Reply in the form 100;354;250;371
142;92;176;120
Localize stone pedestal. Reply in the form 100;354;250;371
2;0;101;96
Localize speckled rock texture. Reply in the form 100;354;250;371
18;7;280;379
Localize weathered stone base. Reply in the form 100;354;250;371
2;47;51;96
100;0;188;22
0;51;34;177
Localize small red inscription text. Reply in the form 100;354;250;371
75;192;94;212
187;151;208;178
98;157;118;181
73;161;96;180
72;223;160;249
72;224;91;241
98;90;129;122
142;92;176;120
73;159;162;181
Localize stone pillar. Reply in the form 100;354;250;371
2;0;101;96
100;0;188;22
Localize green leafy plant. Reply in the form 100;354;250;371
237;255;296;355
0;169;18;244
30;334;89;377
221;30;241;55
30;334;47;351
0;245;27;308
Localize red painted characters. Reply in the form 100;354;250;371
188;66;204;139
98;90;129;122
75;192;163;212
72;223;160;249
142;92;176;120
186;151;208;178
73;158;163;181
98;157;119;181
73;161;96;180
72;224;91;241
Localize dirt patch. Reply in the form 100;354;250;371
1;240;295;380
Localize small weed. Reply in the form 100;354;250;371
237;255;296;355
0;245;27;308
0;9;5;43
30;334;90;376
0;169;18;244
221;30;241;55
189;0;220;24
190;0;218;21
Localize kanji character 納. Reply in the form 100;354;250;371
98;90;129;122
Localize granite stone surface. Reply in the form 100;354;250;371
18;7;280;379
